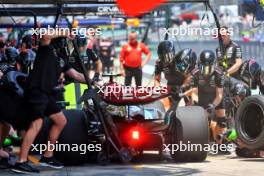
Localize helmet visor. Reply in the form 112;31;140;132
200;64;214;76
176;62;189;73
159;51;174;63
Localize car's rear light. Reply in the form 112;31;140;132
132;130;139;140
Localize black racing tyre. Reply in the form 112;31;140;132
169;106;209;162
235;95;264;150
235;147;261;158
35;110;93;165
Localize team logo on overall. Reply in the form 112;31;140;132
59;58;65;68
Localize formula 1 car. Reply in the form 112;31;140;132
37;73;208;165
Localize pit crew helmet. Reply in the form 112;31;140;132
175;48;197;73
199;50;216;77
4;47;19;63
51;37;73;57
157;40;175;65
240;58;261;88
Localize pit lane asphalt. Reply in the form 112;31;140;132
1;152;264;176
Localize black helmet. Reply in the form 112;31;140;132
50;37;71;57
175;48;197;73
18;50;36;68
240;59;261;88
21;35;32;49
4;47;19;63
51;37;68;50
199;50;216;77
157;40;175;64
233;83;247;96
5;71;27;96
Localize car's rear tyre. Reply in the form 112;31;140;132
169;106;209;162
235;95;264;150
35;110;92;165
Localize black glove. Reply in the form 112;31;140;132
206;103;215;113
93;72;100;82
178;92;186;99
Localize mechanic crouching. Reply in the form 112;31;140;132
154;40;197;104
190;50;228;150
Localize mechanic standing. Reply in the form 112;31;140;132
12;34;86;173
120;31;151;86
191;50;227;148
216;26;243;79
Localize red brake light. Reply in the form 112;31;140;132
132;130;139;140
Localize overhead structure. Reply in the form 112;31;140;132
0;0;209;4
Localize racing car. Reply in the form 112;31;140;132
34;72;208;165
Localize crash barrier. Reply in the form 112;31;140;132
235;95;264;150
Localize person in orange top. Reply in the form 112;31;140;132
119;31;151;86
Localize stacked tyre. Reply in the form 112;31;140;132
235;95;264;153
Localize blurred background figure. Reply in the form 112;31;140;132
18;34;36;74
98;37;116;73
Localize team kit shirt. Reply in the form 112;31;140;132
216;41;242;78
120;41;151;68
27;45;71;93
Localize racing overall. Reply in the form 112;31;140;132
191;67;225;110
155;59;189;125
154;59;186;87
99;40;115;73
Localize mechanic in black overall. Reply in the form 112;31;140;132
191;50;227;146
0;47;27;169
154;41;197;125
12;33;86;174
67;36;102;83
154;40;197;99
216;26;243;79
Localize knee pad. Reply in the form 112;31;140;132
216;117;227;128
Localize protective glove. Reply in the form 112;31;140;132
206;103;215;113
93;72;100;82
